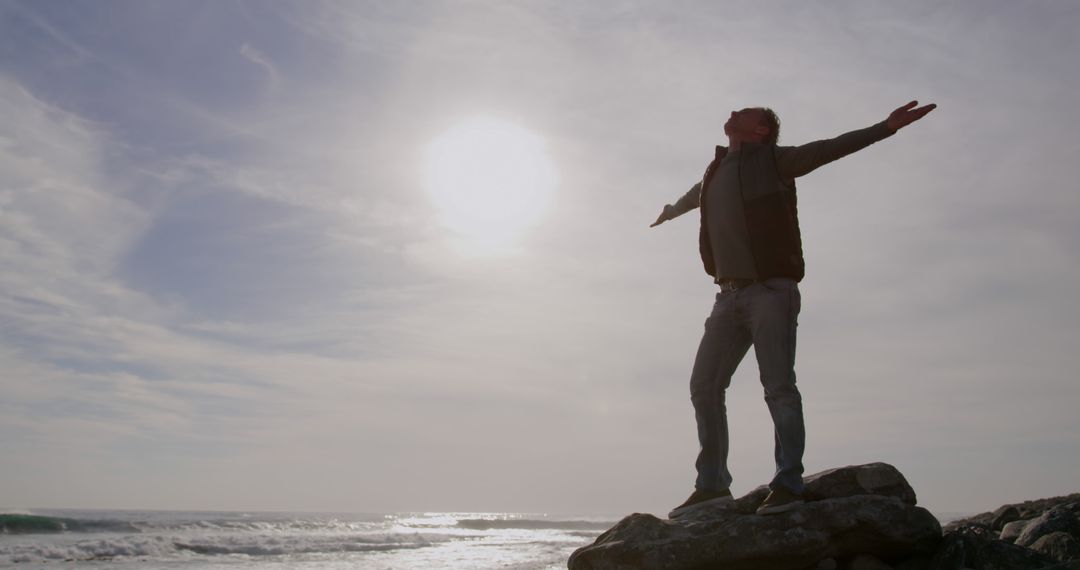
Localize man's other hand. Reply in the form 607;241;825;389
886;100;937;132
650;209;668;227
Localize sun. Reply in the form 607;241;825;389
422;116;556;254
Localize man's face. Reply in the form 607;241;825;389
724;107;767;140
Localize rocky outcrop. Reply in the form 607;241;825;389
1000;519;1029;543
942;497;1080;567
924;525;1058;570
1031;531;1080;562
1016;503;1080;549
568;463;941;570
569;465;1080;570
943;493;1080;533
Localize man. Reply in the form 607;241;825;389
652;101;936;518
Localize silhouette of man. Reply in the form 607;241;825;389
653;101;936;517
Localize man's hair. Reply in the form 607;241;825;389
759;108;781;144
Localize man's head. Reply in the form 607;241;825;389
724;107;780;144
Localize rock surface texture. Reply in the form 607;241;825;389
568;463;940;570
940;496;1080;568
569;465;1080;570
924;525;1057;570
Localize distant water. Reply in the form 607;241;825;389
0;509;614;569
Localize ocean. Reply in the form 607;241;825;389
0;509;614;569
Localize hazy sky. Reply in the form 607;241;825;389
2;1;1078;517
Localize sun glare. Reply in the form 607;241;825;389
422;117;556;255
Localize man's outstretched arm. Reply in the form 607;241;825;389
650;182;702;227
776;100;937;180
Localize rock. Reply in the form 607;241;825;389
924;526;1057;570
892;557;930;570
998;519;1030;543
1031;531;1080;562
727;462;918;516
944;492;1080;533
924;531;966;570
567;464;1080;570
815;558;838;570
809;463;919;506
1015;502;1080;548
847;553;893;570
732;463;918;514
568;463;941;570
989;505;1019;531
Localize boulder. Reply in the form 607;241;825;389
847;553;893;570
892;557;931;570
989;505;1020;531
924;526;1056;570
732;462;918;514
998;519;1030;543
944;492;1080;533
568;463;940;570
1015;502;1080;548
1030;531;1080;562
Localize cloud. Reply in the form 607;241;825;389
0;76;351;463
0;67;594;511
239;42;281;86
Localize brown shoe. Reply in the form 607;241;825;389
755;487;804;515
668;488;733;518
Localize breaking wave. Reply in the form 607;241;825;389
0;514;141;534
0;510;608;565
1;532;451;563
454;518;612;531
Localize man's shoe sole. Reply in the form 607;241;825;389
667;496;734;519
755;499;804;516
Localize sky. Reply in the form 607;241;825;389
1;0;1078;517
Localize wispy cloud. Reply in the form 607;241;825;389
239;42;281;87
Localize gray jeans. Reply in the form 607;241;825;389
690;277;805;494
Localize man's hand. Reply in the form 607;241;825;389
886;100;937;133
650;209;668;228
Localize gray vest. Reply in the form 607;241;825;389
698;143;805;282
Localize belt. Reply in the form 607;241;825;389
717;278;757;291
